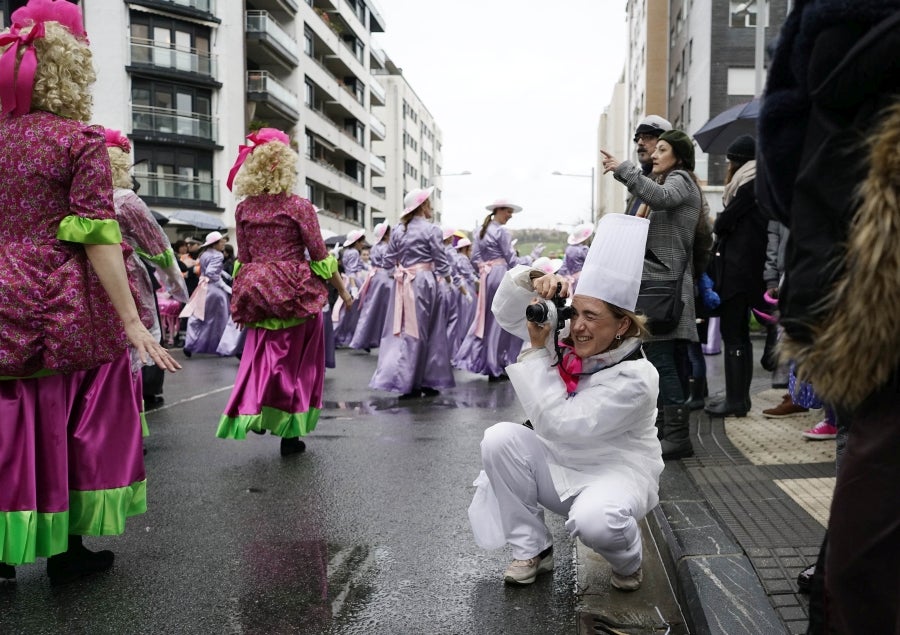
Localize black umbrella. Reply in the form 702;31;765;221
324;234;346;247
693;98;760;155
150;209;169;226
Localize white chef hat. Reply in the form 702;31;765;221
574;214;649;311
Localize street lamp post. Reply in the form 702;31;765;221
551;168;595;224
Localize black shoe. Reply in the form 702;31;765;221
397;390;421;400
182;349;192;358
421;387;440;397
488;373;509;383
797;563;815;594
279;437;306;456
0;563;15;583
47;537;114;587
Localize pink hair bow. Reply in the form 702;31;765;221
0;0;88;118
226;127;290;191
103;128;131;153
12;0;87;39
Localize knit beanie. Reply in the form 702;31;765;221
658;130;695;171
726;134;756;162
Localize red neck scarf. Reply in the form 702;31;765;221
556;343;583;395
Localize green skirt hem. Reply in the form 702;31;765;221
1;480;147;565
216;406;320;440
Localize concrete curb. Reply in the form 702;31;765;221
647;460;787;634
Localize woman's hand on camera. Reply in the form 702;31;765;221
532;273;570;299
526;299;552;348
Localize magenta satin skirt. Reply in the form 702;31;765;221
0;350;146;563
217;314;325;440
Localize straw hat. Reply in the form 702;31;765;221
201;231;226;248
401;186;435;217
567;222;595;245
455;237;472;249
343;229;366;247
442;226;457;240
485;198;523;213
374;221;389;242
532;257;563;274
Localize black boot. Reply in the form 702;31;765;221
704;345;750;417
684;377;707;410
660;404;694;459
0;562;15;582
46;535;114;586
280;437;306;456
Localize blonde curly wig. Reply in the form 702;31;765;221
0;21;94;121
107;146;133;189
233;141;298;197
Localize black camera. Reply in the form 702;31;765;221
525;285;574;331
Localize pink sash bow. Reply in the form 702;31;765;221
473;258;506;338
392;262;434;338
179;277;209;320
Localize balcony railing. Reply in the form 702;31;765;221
135;174;219;205
369;154;386;174
132;105;218;142
369;113;386;139
247;70;300;114
130;37;217;78
369;76;386;104
159;0;216;12
246;10;299;60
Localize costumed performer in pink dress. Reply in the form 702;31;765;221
369;187;455;399
216;128;352;456
0;0;179;585
105;128;188;421
349;221;393;351
454;198;543;381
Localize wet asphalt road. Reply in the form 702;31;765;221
0;348;579;634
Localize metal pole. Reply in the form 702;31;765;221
754;0;767;95
590;167;596;224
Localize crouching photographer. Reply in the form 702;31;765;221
469;214;663;591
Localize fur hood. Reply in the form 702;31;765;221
781;99;900;409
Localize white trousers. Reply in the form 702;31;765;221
480;421;643;575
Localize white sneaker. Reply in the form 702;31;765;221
611;566;643;591
503;548;554;585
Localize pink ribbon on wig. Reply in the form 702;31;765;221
0;23;45;117
472;258;506;338
103;128;131;153
556;343;583;395
392;262;434;339
226;127;290;191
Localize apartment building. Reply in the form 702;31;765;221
371;55;444;227
0;0;438;242
667;0;789;184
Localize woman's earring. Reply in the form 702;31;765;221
615;333;622;341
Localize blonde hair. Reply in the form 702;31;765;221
0;21;96;121
233;141;298;197
107;146;133;189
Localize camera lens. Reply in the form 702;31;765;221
525;302;549;323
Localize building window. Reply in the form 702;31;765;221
134;145;215;203
132;79;212;137
304;28;313;56
729;1;768;27
727;67;757;95
130;13;212;75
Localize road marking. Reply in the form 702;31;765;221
148;385;234;413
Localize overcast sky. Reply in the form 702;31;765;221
373;0;628;234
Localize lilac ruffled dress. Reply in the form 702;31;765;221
450;249;478;351
217;194;334;440
0;113;146;565
369;217;455;394
453;222;529;377
349;241;393;350
182;248;231;355
333;248;368;347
